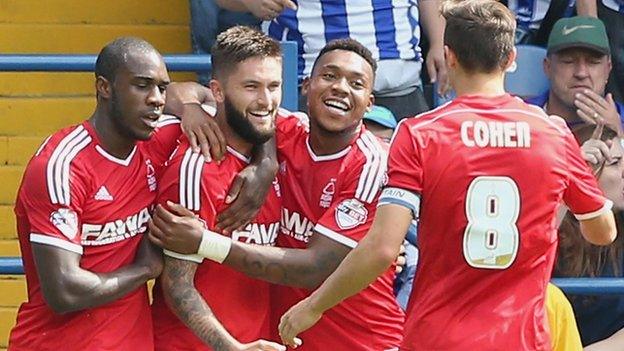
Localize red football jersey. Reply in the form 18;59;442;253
273;114;405;350
380;94;611;350
151;139;282;351
9;117;181;351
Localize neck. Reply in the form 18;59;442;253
308;119;360;156
89;107;136;159
545;92;581;123
216;111;253;158
452;70;506;97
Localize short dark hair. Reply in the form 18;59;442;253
311;38;377;77
211;26;282;79
442;0;516;73
95;37;159;82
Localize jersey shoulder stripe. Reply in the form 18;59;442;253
45;125;92;206
179;148;205;211
355;131;388;203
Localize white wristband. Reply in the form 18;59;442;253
197;229;232;263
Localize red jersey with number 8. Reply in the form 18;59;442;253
379;94;610;350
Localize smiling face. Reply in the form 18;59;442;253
108;51;170;141
303;49;374;135
212;56;282;144
544;48;611;110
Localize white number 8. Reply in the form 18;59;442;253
463;176;520;269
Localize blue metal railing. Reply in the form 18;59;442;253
0;41;299;110
0;255;623;295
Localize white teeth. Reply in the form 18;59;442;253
250;111;270;117
325;100;348;111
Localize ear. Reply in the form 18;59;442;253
96;76;112;99
209;79;225;103
543;56;552;78
301;77;311;97
444;46;457;70
366;93;375;112
502;47;517;72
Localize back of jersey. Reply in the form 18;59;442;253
384;94;609;350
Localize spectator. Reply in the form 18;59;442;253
189;0;261;84
555;123;624;347
507;0;596;45
277;1;616;350
597;0;624;103
215;0;448;121
528;16;624;136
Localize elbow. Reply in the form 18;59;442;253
581;211;618;246
42;290;79;314
588;227;617;246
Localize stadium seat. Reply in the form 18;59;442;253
433;44;550;107
504;44;550;99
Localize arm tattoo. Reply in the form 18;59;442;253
161;257;233;350
233;242;346;288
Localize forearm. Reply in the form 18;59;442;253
48;264;152;313
162;257;238;350
215;0;249;12
419;0;445;48
576;0;598;17
305;205;410;313
164;82;214;117
307;234;395;313
251;137;278;171
224;242;339;289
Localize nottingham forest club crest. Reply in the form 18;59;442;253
319;178;336;208
335;199;368;230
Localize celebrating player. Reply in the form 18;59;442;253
149;26;285;351
150;38;405;349
277;1;617;350
9;37;178;350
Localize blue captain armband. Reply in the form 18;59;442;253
378;187;421;220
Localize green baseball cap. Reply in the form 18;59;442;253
547;16;610;55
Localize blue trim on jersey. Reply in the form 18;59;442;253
407;0;420;57
379;197;417;216
321;0;350;43
372;0;399;60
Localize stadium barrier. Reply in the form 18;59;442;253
1;42;624;296
0;41;298;110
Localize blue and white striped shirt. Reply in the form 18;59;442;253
602;0;624;13
262;0;422;85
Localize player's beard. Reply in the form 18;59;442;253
224;97;274;145
110;89;149;141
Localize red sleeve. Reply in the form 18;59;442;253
562;130;611;219
24;154;90;254
314;134;387;247
145;115;182;167
386;121;424;194
157;146;216;263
